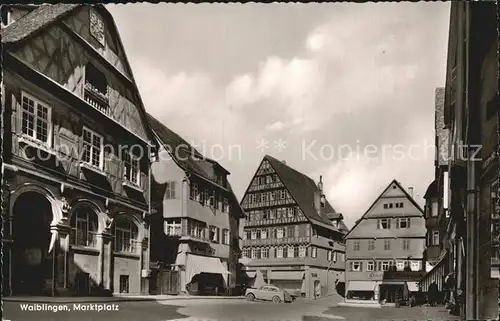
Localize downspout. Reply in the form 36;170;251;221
464;2;478;318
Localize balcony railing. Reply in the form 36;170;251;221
242;236;311;246
84;82;110;116
70;231;98;248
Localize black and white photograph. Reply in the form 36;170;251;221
0;1;498;321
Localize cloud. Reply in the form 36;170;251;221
128;2;449;224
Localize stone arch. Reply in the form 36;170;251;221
68;199;105;234
10;183;62;225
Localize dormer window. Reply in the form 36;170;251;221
84;63;109;115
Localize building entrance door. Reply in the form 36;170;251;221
11;192;53;295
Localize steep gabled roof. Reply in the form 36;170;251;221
424;179;438;199
1;4;80;44
264;155;341;230
148;114;244;217
1;4;156;146
344;179;424;239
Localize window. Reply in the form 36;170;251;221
381;261;390;271
204;189;210;206
411;261;421;271
286;226;295;238
114;218;139;253
384;239;391;250
262;248;269;259
378;218;391;230
21;92;52;146
119;275;129;293
432;230;440;245
402;239;410;250
339;253;345;262
223;229;230;245
383;204;388;209
431;201;438;217
327;250;333;261
277;228;284;239
251;248;260;259
299;246;306;258
82;127;104;169
287;246;294;258
165;181;176;199
242;248;251;258
276;247;284;258
399;202;404;208
397;218;410;229
210;226;219;243
367;261;374;272
396;261;405;271
164;220;181;236
353;240;360;251
245;230;251;240
70;208;98;247
122;149;140;185
310;247;317;258
190;183;199;200
84;63;108;114
350;261;361;272
261;229;268;240
368;239;375;251
223;198;229;213
280;190;287;199
389;203;393;208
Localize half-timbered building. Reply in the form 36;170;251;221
1;4;156;296
240;155;348;300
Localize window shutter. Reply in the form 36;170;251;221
408;218;411;227
359;262;363;272
377;220;380;229
388;219;391;229
171;181;176;198
396;218;399;228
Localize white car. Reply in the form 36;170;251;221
245;285;293;303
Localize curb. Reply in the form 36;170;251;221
302;314;345;321
336;302;382;308
3;296;245;304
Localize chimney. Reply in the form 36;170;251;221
281;160;286;165
408;187;414;198
314;176;326;215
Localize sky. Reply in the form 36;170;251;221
108;2;451;229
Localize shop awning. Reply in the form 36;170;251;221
382;281;406;285
186;254;231;283
246;271;257;278
347;281;377;292
270;271;304;280
407;282;419;292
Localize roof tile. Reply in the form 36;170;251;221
264;155;345;232
1;4;80;44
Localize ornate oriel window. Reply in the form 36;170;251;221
114;217;139;253
70;208;98;248
90;9;105;46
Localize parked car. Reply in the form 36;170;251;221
245;285;293;303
